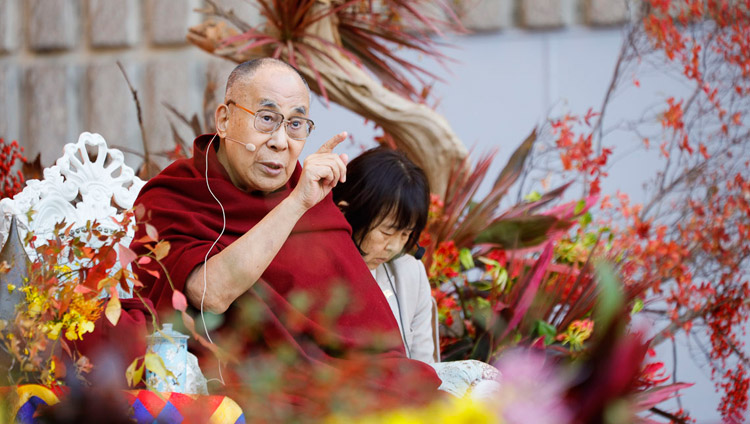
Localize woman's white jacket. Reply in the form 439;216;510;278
373;254;440;363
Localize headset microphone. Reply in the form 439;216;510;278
225;136;257;152
414;244;426;260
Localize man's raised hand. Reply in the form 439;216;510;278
292;132;349;211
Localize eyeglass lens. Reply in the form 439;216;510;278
254;110;312;140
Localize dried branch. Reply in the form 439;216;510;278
649;406;688;424
116;61;149;164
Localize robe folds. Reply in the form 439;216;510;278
129;134;441;402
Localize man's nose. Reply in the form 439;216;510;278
266;124;289;151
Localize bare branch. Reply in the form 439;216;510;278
116;61;151;173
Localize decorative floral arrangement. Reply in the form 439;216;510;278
0;208;165;387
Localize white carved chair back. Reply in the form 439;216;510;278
0;132;145;299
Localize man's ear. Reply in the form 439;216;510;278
215;103;229;137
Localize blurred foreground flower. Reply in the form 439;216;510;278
325;395;500;424
493;349;572;424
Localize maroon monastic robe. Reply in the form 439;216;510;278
130;134;440;400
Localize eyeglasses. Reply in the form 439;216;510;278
226;100;315;141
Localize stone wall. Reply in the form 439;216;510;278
0;0;628;168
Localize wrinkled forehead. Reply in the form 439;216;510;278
228;65;311;111
256;97;308;116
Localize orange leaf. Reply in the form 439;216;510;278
73;284;94;294
105;292;122;326
151;240;170;261
97;277;118;291
52;355;67;379
144;268;160;279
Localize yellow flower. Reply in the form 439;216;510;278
556;319;594;351
44;322;64;340
7;283;15;293
327;397;500;424
64;326;78;341
80;320;95;335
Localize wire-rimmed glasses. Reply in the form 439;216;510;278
226;100;315;141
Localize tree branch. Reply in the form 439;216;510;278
117;61;148;163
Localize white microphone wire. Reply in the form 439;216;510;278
202;133;226;385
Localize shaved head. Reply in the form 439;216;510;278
225;58;309;102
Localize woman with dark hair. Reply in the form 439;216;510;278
333;147;438;363
334;147;503;398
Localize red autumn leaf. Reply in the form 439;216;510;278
118;244;138;269
172;290;188;312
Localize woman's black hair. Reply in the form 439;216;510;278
333;147;430;255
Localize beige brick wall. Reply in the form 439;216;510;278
0;0;629;168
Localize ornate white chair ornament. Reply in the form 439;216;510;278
0;132;145;299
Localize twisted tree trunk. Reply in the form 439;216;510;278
188;0;467;196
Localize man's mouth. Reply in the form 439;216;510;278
259;161;284;175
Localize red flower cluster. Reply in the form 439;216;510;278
0;139;27;199
550;113;612;195
427;240;460;282
484;249;507;272
432;288;458;327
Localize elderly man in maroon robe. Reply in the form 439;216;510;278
129;58;441;408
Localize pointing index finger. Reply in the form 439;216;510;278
317;132;348;154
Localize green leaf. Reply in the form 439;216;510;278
580;211;592;227
583;232;598;247
574;199;586;215
473;297;492;330
524;191;542;202
471;280;493;291
459;248;475;270
594;262;624;331
475;215;558;248
631;298;644;315
494;268;508;290
533;320;557;345
475;297;491;309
